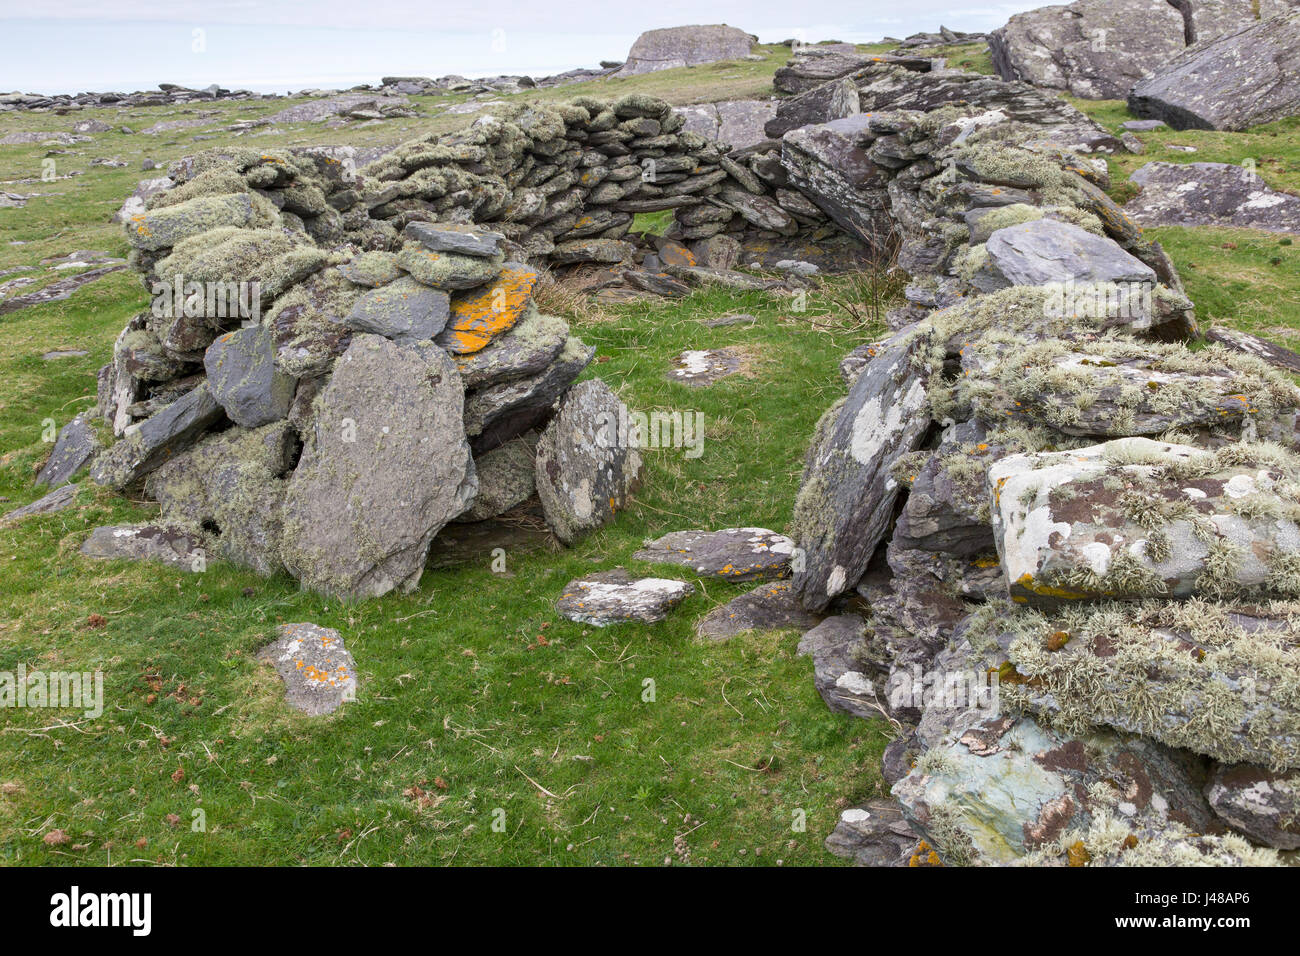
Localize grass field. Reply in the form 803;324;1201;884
0;48;1297;866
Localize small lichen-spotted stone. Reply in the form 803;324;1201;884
437;263;540;355
260;622;358;716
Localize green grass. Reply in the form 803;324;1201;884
2;44;1299;867
0;140;894;863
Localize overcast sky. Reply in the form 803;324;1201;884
0;1;1044;94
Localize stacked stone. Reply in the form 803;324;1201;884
349;94;838;265
76;178;642;597
772;63;1300;865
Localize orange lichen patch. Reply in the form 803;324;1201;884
907;839;943;867
441;265;540;355
1013;572;1092;601
1047;630;1071;651
1066;840;1091;867
657;242;697;268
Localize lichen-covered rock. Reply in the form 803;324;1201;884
1128;11;1300;131
344;276;450;344
1127;161;1300;234
1205;763;1300;849
633;528;795;581
790;326;933;612
890;420;998;556
145;422;297;574
765;77;860;140
893;713;1216;866
458;432;539;522
80;524;206;571
90;383;225;490
534;378;641;544
396;244;504;290
988;438;1300;606
451;307;569;388
824;799;920;867
796;614;878;719
436;262;540;355
260;622;357;716
124;192;276;251
337;251;402;288
976;599;1300;771
549;238;636;265
556;568;694;626
204;323;296;427
36;412;100;488
404;221;505;258
694;580;820;641
463;335;595;446
267;268;364;378
279;334;476;598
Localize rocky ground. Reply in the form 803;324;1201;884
1;14;1299;867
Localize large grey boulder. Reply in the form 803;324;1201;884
616;25;755;76
764;78;859;139
1128;11;1300;130
1127;162;1300;233
534;378;641;544
989;438;1300;606
990;0;1293;100
279;334;476;598
260;622;358;716
790;327;933;612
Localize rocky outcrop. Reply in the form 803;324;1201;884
615;25;756;76
1128;11;1300;130
990;0;1295;100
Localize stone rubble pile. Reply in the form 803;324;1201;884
765;49;1300;865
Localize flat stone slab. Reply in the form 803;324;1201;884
556;568;694;626
80;524;205;571
205;324;295;427
633;528;795;581
667;348;747;386
404;221;505;258
260;622;357;716
989;437;1300;606
36;412;100;487
1127;162;1300;234
824;799;919;867
1;483;78;525
695;581;820;641
437;263;540;355
345;275;450;344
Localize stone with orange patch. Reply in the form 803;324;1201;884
436;263;540;355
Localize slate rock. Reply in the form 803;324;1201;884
260;622;358;716
1127;162;1300;234
796;613;878;719
534;378;642;544
694;581;820;641
979;218;1156;292
790;326;933;612
824;799;921;867
766;77;860;139
634;528;795;582
404;221;505;258
1;483;78;525
1128;11;1300;131
556;568;694;626
204;323;296;427
279;334;476;598
990;437;1300;606
1205;764;1300;849
437;263;540;354
345;275;450;344
463;335;595;447
80;524;205;571
452;307;568;388
90;383;225;490
459;432;539;522
123;193;268;251
396;244;504;290
36;412;101;487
